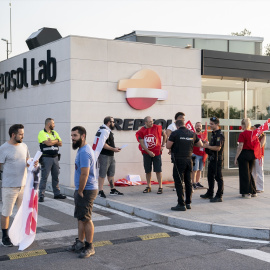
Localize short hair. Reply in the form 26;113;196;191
241;118;251;130
175;120;185;128
195;122;202;126
104;116;113;125
144;116;152;123
45;118;53;125
71;126;87;138
210;116;220;125
175;112;185;120
9;124;24;138
254;124;261;129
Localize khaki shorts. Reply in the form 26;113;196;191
1;187;25;217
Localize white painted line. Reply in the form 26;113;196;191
0;204;58;227
92;204;270;244
35;222;149;241
229;249;270;263
40;196;110;221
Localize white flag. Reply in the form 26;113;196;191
92;124;110;161
9;151;42;250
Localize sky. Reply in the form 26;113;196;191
0;0;270;61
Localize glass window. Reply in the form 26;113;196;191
195;39;227;51
229;41;255;54
155;37;193;48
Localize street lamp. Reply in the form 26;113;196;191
1;38;9;59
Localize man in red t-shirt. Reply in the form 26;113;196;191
136;116;167;194
192;122;205;189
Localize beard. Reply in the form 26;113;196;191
109;124;115;130
49;125;54;130
15;138;22;143
72;138;82;150
196;128;201;133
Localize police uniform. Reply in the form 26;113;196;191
38;129;62;198
169;127;199;206
206;129;225;198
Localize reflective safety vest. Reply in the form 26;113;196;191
38;129;61;156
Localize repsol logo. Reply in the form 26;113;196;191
114;118;172;130
0;50;56;99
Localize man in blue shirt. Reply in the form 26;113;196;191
68;126;98;259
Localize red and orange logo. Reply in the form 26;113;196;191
118;69;168;110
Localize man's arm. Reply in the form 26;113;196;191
203;142;221;152
165;129;172;141
161;130;167;151
42;138;61;146
78;167;90;197
103;143;121;152
234;142;243;165
166;140;174;149
194;140;203;148
139;138;155;157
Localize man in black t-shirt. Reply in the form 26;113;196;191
167;120;203;211
98;116;123;198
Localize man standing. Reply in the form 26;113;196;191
200;117;225;202
166;112;185;138
97;116;123;198
192;122;205;189
136;116;167;194
69;126;98;258
38;118;66;202
0;124;30;246
167;120;203;211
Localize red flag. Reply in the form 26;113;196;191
251;119;270;141
185;120;195;132
201;122;208;166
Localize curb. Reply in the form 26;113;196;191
94;197;270;241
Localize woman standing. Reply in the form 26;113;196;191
234;118;257;198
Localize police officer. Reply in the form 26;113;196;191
200;116;225;202
167;120;203;211
38;118;66;202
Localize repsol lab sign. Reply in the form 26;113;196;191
114;118;172;130
0;50;56;99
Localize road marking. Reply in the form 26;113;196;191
228;249;270;263
40;197;109;221
0;204;58;227
92;204;270;244
35;222;149;241
0;231;179;262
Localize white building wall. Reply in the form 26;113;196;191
0;35;201;189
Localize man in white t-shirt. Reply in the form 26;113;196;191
166;112;185;138
0;124;32;247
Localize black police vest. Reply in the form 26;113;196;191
100;131;115;156
171;127;197;159
39;129;59;156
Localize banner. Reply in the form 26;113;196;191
251;119;270;141
201;122;208;166
185;120;195;132
9;151;42;250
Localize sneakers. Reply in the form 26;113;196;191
39;196;44;202
210;196;223;203
171;204;186;211
242;194;251;199
200;193;213;199
186;204;191;209
79;246;95;258
2;236;13;247
110;189;124;196
67;238;85;253
196;182;204;188
192;183;197;189
251;193;257;197
98;190;106;198
54;194;66;199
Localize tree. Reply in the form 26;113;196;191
231;28;251;36
265;44;270;56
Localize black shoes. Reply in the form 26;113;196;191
2;236;13;247
200;193;213;199
110;189;124;196
79;247;95;258
171;204;186;211
54;194;66;199
39;196;44;202
98;190;106;198
210;196;223;203
67;238;85;253
186;204;191;209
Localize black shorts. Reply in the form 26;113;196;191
74;190;98;221
143;153;162;173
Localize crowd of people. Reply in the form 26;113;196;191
0;113;265;259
